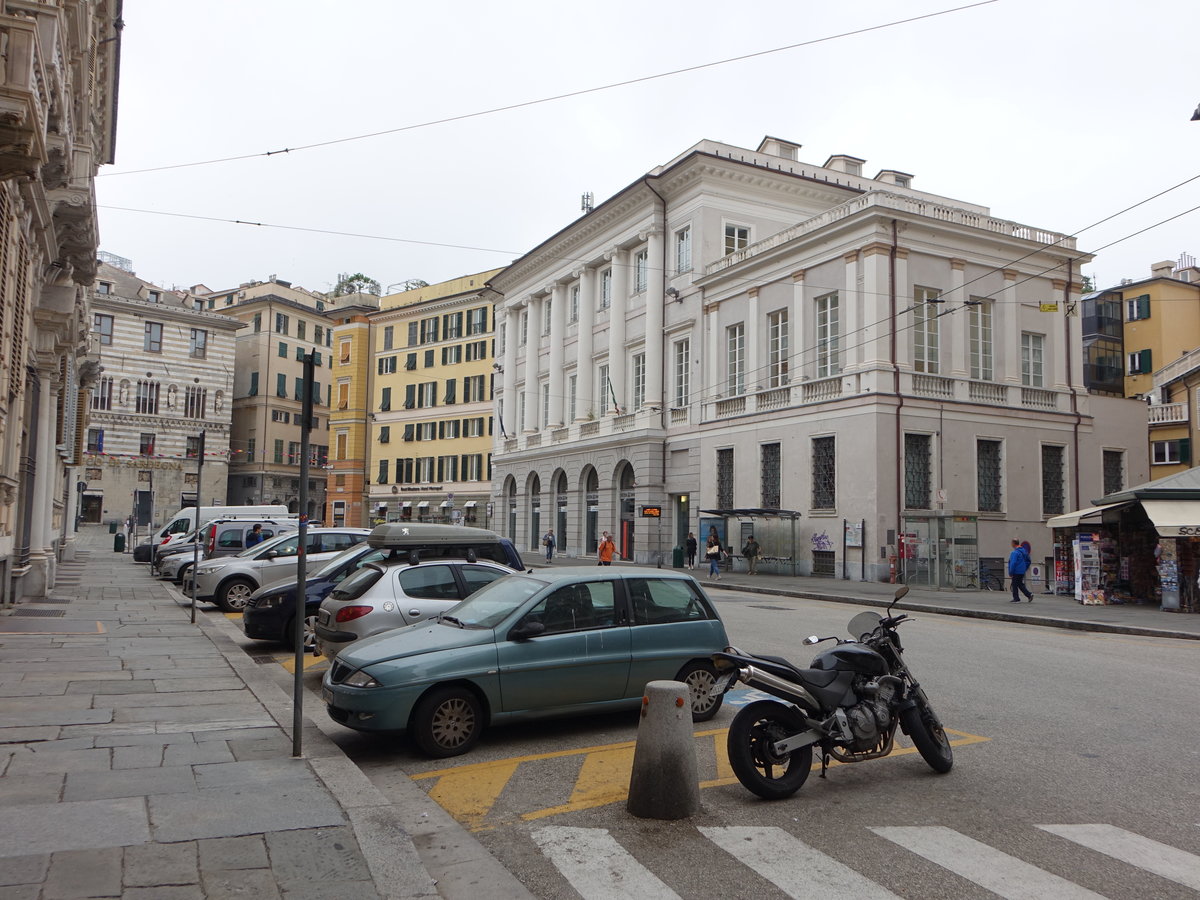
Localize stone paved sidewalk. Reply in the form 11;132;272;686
0;526;437;899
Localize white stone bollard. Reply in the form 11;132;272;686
626;680;700;819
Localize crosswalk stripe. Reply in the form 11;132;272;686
870;826;1106;900
1037;824;1200;891
532;825;682;900
699;826;900;899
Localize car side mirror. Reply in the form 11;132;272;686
264;550;279;560
509;620;545;641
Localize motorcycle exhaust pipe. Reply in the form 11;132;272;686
737;665;821;713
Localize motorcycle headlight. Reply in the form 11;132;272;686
344;670;380;688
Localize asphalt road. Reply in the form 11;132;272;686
231;585;1200;899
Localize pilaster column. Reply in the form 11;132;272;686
548;282;566;426
861;245;889;367
949;259;968;377
28;367;55;563
1002;269;1020;385
645;229;665;407
706;301;720;401
501;306;518;436
893;248;911;370
609;249;629;410
746;288;759;391
524;295;540;431
790;271;806;378
576;268;595;420
842;251;860;371
1050;279;1068;390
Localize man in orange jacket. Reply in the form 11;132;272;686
598;531;616;565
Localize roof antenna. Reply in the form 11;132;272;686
581;192;594;214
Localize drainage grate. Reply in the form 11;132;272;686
40;597;72;604
13;608;66;618
248;654;277;665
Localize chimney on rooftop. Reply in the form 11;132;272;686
1151;260;1175;279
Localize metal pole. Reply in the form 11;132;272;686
190;431;205;624
293;353;315;758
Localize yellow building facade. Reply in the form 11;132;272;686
328;305;377;527
368;271;500;526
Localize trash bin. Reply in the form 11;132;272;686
673;546;684;568
113;533;126;553
108;520;118;534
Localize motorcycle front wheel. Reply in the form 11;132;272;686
900;694;954;774
726;700;814;800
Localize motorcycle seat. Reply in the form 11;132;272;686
752;654;841;688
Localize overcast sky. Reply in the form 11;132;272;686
96;0;1200;297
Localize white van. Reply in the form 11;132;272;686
152;505;289;544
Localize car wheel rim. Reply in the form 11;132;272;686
431;698;475;749
686;669;718;714
303;615;318;653
226;584;253;609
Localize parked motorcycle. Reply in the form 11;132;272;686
712;586;953;800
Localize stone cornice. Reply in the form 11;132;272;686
93;293;245;330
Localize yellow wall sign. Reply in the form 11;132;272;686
1040;302;1059;312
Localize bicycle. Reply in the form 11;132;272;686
965;563;1003;591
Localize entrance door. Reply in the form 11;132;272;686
82;495;103;524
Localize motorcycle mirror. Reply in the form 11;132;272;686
803;635;821;645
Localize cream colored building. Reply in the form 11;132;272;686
0;2;121;604
83;262;239;525
217;280;352;519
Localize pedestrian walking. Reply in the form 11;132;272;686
542;528;556;562
742;534;760;575
705;535;723;580
598;531;616;566
124;516;134;552
685;532;698;569
1008;539;1034;602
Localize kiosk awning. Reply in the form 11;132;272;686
463;501;477;508
1045;503;1129;529
416;501;430;508
440;500;452;508
1141;500;1200;537
401;501;412;508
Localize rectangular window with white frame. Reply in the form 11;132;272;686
673;338;690;407
634;249;648;293
726;323;745;395
969;300;993;381
1152;439;1190;465
675;225;692;274
977;438;1002;512
541;382;550;428
598;363;610;415
913;287;941;374
815;292;840;378
632;353;645;409
94;313;113;345
768;308;790;386
569;284;579;323
600;269;612;309
1041;444;1066;515
568;373;577;421
724;223;750;256
1127;348;1152;375
1022;332;1045;386
542;297;552;335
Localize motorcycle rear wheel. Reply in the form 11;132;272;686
726;700;813;800
900;695;954;773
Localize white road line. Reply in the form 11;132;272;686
699;825;901;899
870;826;1106;900
531;825;683;900
1037;824;1200;892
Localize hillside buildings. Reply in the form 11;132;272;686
83;262;239;525
489;135;1150;579
0;1;122;604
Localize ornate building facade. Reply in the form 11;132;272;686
0;1;122;605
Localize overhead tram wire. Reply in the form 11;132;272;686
93;1;1000;179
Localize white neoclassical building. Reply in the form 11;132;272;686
488;136;1149;579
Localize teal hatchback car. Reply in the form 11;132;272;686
322;567;730;757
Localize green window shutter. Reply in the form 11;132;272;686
249;372;258;396
404;384;415;409
403;424;414;442
1141;348;1152;373
1180;438;1191;465
1137;295;1150;320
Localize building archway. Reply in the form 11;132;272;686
614;461;636;560
581;465;599;553
552;469;569;554
526;471;542;551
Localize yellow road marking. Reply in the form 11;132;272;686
418;726;989;829
427;761;521;831
279;653;328;674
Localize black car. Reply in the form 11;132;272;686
242;543;387;651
